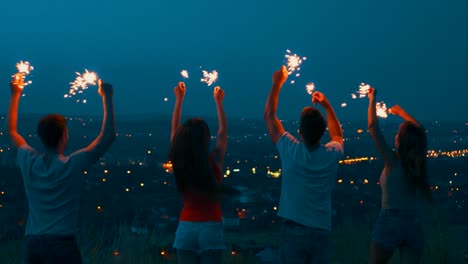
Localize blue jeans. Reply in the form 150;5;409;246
280;220;331;264
173;221;226;254
25;235;82;264
372;209;425;251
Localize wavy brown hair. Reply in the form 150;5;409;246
169;118;219;200
397;121;431;201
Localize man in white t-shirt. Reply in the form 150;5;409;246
264;66;344;264
7;75;116;264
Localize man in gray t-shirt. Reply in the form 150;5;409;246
264;66;344;264
8;75;116;264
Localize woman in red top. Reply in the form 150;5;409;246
170;82;228;263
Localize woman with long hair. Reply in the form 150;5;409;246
169;82;228;263
367;88;431;264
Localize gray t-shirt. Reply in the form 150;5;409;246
17;146;89;236
276;132;344;231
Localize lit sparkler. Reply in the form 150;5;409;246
306;83;315;95
376;102;388;118
65;69;98;103
13;61;34;89
358;82;370;98
285;49;307;84
181;70;189;79
200;70;218;86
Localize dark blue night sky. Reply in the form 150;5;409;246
1;0;467;121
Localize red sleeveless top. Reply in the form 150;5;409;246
179;157;222;222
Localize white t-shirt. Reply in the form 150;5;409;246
276;132;344;231
17;146;90;236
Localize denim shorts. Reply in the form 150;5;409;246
371;209;425;251
279;220;331;264
173;221;226;254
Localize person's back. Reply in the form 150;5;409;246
169;83;229;264
18;148;87;236
8;76;116;264
264;66;344;264
379;163;418;210
277;133;343;230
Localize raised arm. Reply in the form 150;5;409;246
367;88;395;166
264;66;288;144
312;92;343;146
73;80;116;164
389;105;421;127
212;86;228;168
171;82;186;142
7;75;29;148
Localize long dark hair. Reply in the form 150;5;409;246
169;118;219;200
397;121;432;201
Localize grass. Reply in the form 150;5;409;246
1;212;466;264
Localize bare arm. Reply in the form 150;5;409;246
313;92;343;145
72;80;116;164
171;82;186;142
212;87;228;168
368;88;395;166
264;66;287;144
389;105;421;127
7;76;29;148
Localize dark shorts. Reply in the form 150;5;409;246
279;220;331;264
371;209;425;251
25;235;82;264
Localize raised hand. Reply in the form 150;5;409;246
98;79;114;97
213;86;225;103
174;82;186;99
10;75;24;95
272;65;288;87
312;91;330;107
388;105;404;116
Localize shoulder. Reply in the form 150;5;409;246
68;150;93;168
16;145;38;161
276;132;299;146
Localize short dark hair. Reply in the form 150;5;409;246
300;107;326;145
37;114;67;149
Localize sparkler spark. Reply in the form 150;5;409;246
376;102;388;118
13;61;34;89
285;49;307;84
65;69;98;103
200;70;218;86
180;70;189;79
358;82;370;98
306;83;315;95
